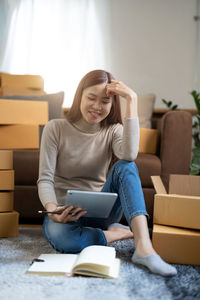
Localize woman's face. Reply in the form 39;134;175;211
80;83;113;125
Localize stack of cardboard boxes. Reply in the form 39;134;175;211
0;97;48;236
152;175;200;265
0;73;45;96
0;150;18;237
0;99;48;149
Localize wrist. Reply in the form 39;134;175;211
127;92;137;102
124;93;137;104
125;96;138;118
45;202;57;212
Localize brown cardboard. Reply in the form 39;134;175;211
152;224;200;265
0;99;48;125
1;73;44;89
0;170;14;190
0;211;19;237
151;175;200;230
151;176;167;194
0;150;13;169
153;194;200;230
169;174;200;196
0;125;39;149
2;86;46;96
139;128;158;154
0;192;14;211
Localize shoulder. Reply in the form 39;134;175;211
42;119;70;141
44;118;68;131
106;122;123;134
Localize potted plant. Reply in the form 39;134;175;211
190;90;200;175
161;99;179;110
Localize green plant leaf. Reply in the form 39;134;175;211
171;104;178;110
190;90;200;112
192;147;200;155
190;161;200;175
190;169;200;175
161;99;168;105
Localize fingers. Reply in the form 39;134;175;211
106;80;137;101
48;205;87;224
61;206;88;223
106;80;124;95
48;205;73;222
70;209;88;221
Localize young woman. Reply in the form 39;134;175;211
38;70;177;277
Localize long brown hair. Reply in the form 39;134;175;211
67;70;122;127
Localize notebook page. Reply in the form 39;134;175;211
107;258;120;278
75;246;115;267
28;254;78;274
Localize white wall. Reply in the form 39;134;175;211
108;0;197;109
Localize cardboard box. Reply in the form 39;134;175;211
0;99;48;125
151;175;200;230
0;192;14;212
2;86;45;96
0;125;39;149
1;73;44;89
0;170;14;190
0;211;19;237
0;150;13;169
152;224;200;265
139;128;158;154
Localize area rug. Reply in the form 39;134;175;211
0;227;200;300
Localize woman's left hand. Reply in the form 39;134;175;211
106;80;137;103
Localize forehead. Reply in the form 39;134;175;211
83;83;107;96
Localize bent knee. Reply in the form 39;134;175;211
43;221;83;253
114;159;138;173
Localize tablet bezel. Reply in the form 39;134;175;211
66;190;118;218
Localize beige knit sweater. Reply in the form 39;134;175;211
37;117;139;208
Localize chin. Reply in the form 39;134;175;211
89;119;101;125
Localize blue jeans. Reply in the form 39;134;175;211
43;160;149;253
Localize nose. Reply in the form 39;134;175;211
92;101;102;111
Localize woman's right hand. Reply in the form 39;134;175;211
45;203;87;223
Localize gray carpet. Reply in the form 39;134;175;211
0;227;200;300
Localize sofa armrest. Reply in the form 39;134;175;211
159;111;192;190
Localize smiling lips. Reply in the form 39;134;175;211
89;111;101;118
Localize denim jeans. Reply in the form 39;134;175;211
43;160;149;253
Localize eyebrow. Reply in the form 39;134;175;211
88;93;111;100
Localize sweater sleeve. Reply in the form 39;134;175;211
37;120;59;208
112;118;140;161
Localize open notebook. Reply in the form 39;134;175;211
27;245;120;279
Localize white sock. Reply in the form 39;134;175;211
131;251;177;277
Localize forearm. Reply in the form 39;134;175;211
124;95;138;119
37;180;58;208
112;118;140;161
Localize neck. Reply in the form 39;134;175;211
73;118;101;133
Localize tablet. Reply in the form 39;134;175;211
65;190;118;218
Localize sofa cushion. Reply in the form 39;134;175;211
138;93;156;128
13;150;39;185
120;93;156;128
139;128;158;154
135;153;161;187
14;186;43;222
